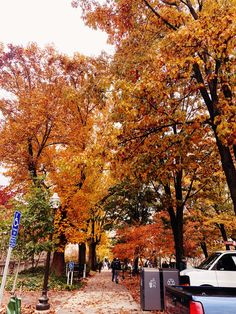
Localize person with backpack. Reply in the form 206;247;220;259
111;257;121;283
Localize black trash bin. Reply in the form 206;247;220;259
140;268;162;311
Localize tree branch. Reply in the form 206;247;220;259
197;0;203;11
142;0;178;31
192;63;215;121
185;0;198;19
161;0;178;7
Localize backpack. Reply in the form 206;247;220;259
113;260;121;270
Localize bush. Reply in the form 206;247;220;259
0;266;83;291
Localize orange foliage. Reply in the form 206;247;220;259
113;212;174;260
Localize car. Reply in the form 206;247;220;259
180;251;236;287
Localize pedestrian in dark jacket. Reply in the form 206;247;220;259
111;257;121;283
98;261;103;273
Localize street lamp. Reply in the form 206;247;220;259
36;192;60;312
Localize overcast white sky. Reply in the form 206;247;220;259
0;0;113;56
0;0;113;186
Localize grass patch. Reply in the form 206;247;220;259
0;266;83;291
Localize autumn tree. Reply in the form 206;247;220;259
112;213;174;265
192;177;236;252
48;53;113;271
0;43;113;272
73;0;236;268
0;44;70;190
101;180;156;228
16;184;53;268
75;0;236;211
0;187;14;259
106;94;221;268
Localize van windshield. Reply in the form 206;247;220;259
196;252;221;270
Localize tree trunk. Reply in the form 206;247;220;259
214;133;236;214
200;241;208;258
164;171;185;271
79;243;86;265
170;213;184;270
51;252;65;276
88;240;97;271
193;63;236;214
133;256;139;275
217;223;230;250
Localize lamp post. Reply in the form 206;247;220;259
36;192;60;312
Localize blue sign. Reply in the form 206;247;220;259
9;211;21;248
68;261;74;271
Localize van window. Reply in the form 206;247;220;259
196;253;221;270
216;254;236;271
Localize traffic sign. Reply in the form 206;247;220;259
0;211;21;307
68;261;74;271
9;211;21;248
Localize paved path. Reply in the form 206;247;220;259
55;269;143;314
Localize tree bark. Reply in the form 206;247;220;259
214;132;236;214
193;63;236;214
79;243;86;265
217;223;230;250
88;240;97;271
51;252;65;276
200;241;208;258
169;208;184;270
164;163;185;271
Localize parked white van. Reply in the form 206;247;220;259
180;251;236;287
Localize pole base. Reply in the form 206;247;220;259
36;293;50;311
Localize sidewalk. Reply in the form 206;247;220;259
55;269;143;314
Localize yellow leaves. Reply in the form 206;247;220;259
65;228;86;244
204;213;236;230
157;0;236;70
215;112;236;146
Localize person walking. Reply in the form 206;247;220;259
98;261;103;273
111;257;121;283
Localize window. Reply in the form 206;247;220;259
217;254;236;271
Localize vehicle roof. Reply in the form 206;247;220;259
215;250;236;253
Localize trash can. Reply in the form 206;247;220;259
140;268;162;311
160;268;179;309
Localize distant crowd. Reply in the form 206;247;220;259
96;255;178;277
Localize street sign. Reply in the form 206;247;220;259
9;211;21;248
0;211;21;307
68;261;74;271
67;262;75;285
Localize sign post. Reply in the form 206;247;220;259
0;211;21;308
83;263;86;278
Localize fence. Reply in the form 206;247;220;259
0;257;46;276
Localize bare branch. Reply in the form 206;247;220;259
197;0;203;11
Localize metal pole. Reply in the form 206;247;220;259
70;271;73;285
0;246;12;308
35;193;60;312
35;251;51;311
11;259;21;294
